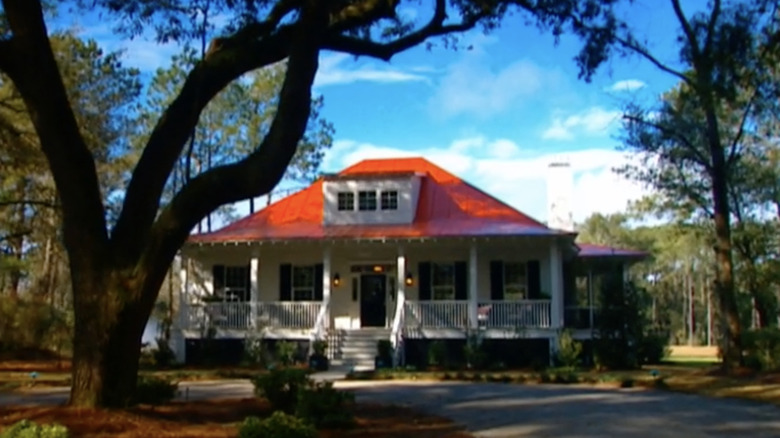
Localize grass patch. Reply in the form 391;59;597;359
0;399;472;438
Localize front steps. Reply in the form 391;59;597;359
330;328;390;371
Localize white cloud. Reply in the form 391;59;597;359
324;137;650;223
542;107;622;141
428;57;544;119
607;79;647;92
314;53;428;87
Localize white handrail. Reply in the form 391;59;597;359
477;300;551;328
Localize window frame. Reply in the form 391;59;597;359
291;265;316;301
337;191;355;211
380;190;399;210
358;190;378;211
430;262;456;301
503;262;528;301
215;265;250;301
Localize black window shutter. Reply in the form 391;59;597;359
418;262;431;300
527;260;541;299
314;263;324;301
562;261;575;307
212;265;225;296
279;264;292;301
244;264;252;301
454;261;468;300
490;261;504;300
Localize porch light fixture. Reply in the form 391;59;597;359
373;265;384;273
405;272;414;286
332;273;341;287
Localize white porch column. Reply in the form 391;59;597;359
468;242;478;329
396;247;406;314
174;254;189;363
549;240;564;329
250;252;260;329
321;247;332;330
392;247;407;366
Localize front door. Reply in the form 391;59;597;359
360;274;387;327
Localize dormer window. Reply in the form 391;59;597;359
337;192;354;211
381;190;398;210
358;190;377;211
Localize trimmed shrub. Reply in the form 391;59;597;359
295;381;355;429
0;419;69;438
133;375;178;405
152;338;176;368
427;341;446;367
238;412;316;438
251;368;311;413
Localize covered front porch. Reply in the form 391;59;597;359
176;237;567;345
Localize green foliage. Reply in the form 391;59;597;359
376;340;392;359
251;368;311;413
132;375;178;405
311;340;327;356
0;420;69;438
244;335;270;368
295;381;355;429
0;296;71;358
237;412;316;438
427;340;446;367
555;329;583;368
275;341;297;367
742;328;780;371
638;333;669;365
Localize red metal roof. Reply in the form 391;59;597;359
576;243;648;259
189;157;560;243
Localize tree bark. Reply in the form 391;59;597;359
706;107;743;369
70;276;156;407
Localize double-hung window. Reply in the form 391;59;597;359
431;262;455;300
503;262;527;300
337;192;354;211
292;265;316;301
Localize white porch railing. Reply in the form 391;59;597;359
186;302;253;330
403;300;469;328
477;300;551;328
256;302;323;329
186;302;324;330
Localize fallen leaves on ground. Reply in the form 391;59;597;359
0;399;472;438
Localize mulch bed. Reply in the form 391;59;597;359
0;398;472;438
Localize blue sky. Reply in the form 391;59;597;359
53;1;696;225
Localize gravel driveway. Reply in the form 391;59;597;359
3;380;780;437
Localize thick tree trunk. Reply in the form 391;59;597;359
69;275;156;407
706;111;743;370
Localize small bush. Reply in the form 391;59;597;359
0;419;69;438
638;334;668;365
275;341;297;367
295;381;355;429
133;375;178;405
555;330;582;368
427;341;446;367
742;328;780;371
251;368;311;413
311;340;327;356
238;412;316;438
619;378;635;388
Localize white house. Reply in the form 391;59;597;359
173;157;645;368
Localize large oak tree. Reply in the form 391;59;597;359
0;0;621;407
